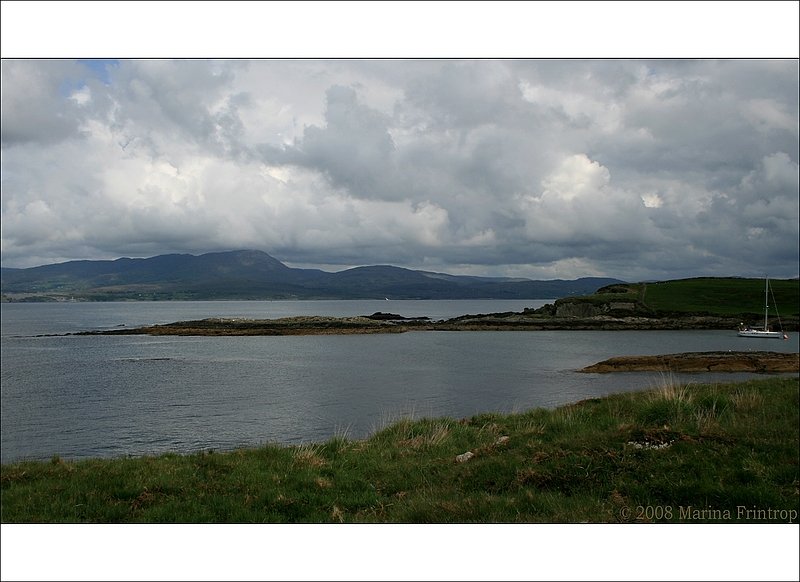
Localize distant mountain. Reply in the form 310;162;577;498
0;250;624;301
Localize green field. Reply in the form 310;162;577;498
583;277;799;319
640;278;799;317
2;377;797;524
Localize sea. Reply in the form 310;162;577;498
2;299;798;463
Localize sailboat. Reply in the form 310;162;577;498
737;277;788;339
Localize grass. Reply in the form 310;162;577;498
2;377;798;524
640;277;800;317
554;277;799;327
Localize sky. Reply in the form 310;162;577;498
1;5;799;282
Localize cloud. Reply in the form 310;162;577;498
1;59;798;281
260;85;398;200
1;60;86;145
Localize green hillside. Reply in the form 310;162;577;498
588;277;799;318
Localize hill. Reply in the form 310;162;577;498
0;250;621;301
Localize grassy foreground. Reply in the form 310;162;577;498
2;377;798;524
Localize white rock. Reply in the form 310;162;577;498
455;451;474;463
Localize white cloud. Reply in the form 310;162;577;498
641;193;663;208
519;154;654;247
540;154;611;202
69;86;92;106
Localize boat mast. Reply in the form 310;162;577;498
764;276;769;331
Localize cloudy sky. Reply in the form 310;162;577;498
1;4;798;282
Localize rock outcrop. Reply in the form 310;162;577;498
579;351;799;373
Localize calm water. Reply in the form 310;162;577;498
2;300;798;463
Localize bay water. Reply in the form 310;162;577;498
2;300;797;463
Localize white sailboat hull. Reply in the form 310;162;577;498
737;329;784;338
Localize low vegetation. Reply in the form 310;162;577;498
641;277;799;317
2;377;797;523
576;277;799;319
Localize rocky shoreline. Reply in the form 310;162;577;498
74;309;797;337
579;351;799;373
77;315;411;336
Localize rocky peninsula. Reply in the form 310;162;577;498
74;308;798;375
75;305;798;337
93;315;409;336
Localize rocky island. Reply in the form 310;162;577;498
71;311;748;337
80;314;422;336
75;303;798;336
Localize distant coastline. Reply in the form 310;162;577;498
0;249;621;302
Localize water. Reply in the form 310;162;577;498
2;300;798;463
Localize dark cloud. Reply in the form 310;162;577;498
0;60;87;145
261;85;398;199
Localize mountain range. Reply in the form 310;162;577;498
0;250;624;301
